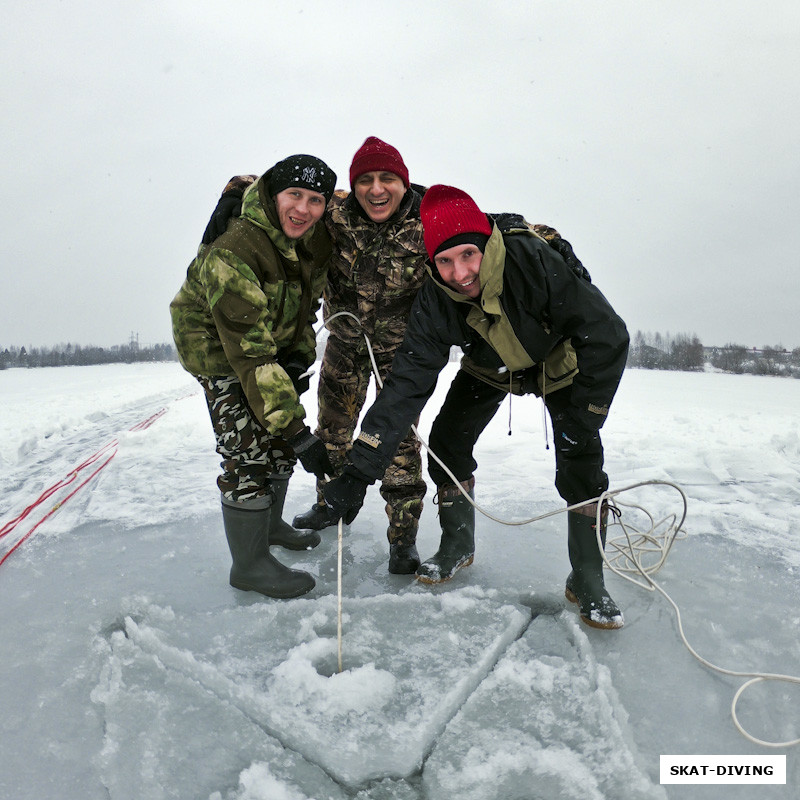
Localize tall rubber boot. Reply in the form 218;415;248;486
388;535;421;575
564;508;623;629
221;499;315;599
416;479;475;585
268;476;321;550
387;496;423;575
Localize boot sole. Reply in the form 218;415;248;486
269;536;321;551
389;562;422;575
230;579;314;599
565;587;624;630
416;555;474;585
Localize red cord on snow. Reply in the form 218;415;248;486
0;408;167;567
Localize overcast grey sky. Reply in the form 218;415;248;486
2;0;798;350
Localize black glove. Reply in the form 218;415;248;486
283;359;312;396
202;193;243;245
287;427;333;480
552;411;595;457
322;468;370;525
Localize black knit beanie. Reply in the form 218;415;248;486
268;154;337;203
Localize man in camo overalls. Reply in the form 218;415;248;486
291;138;430;575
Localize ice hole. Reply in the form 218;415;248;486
312;651;365;677
517;592;563;618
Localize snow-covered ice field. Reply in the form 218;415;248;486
1;361;798;799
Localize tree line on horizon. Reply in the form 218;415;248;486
0;341;177;370
628;330;800;377
2;332;799;379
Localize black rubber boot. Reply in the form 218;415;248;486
292;501;341;531
388;542;421;575
268;477;321;550
416;480;475;585
221;500;315;599
564;509;623;629
386;495;423;574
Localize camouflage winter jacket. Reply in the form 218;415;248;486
170;170;332;436
321;187;428;355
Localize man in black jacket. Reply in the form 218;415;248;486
323;184;630;629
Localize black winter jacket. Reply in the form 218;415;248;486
348;221;629;481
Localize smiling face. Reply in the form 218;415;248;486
274;187;327;239
353;171;406;223
433;243;484;298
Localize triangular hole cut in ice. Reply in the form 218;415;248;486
424;610;665;800
100;587;531;789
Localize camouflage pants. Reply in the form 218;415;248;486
316;335;426;545
198;375;295;504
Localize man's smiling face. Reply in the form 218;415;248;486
434;243;484;299
274;187;327;239
353;171;406;223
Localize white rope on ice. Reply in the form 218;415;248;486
316;313;800;747
337;514;343;674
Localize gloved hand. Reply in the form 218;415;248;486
286;427;334;480
322;468;370;525
283;359;312;396
552;411;595;457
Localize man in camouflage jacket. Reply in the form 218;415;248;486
292;137;430;575
170;154;337;599
197;139;430;575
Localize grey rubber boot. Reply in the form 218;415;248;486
564;508;623;629
292;501;341;531
221;499;315;599
269;477;321;550
416;480;475;585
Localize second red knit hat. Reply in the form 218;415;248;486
349;137;410;188
419;185;492;260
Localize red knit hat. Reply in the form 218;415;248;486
349;136;410;188
419;185;493;259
